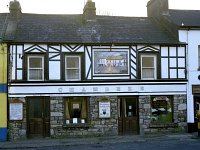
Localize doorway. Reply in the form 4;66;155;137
118;97;139;135
27;97;50;138
193;96;200;132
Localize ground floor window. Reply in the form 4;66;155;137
151;96;173;123
64;97;87;124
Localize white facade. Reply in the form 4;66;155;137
179;30;200;123
9;44;187;97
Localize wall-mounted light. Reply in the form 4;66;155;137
19;54;23;59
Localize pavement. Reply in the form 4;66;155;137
0;133;199;149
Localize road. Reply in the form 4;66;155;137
29;138;200;150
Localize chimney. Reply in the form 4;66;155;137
147;0;169;18
9;0;22;20
83;0;96;21
4;0;22;41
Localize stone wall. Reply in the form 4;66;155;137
89;96;118;135
8;98;27;140
50;96;118;137
139;95;187;134
8;95;187;140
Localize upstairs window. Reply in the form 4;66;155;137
65;56;81;81
141;55;157;79
198;46;200;70
28;56;44;81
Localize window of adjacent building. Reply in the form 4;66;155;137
151;96;173;123
65;56;81;80
28;56;44;81
64;97;87;124
198;46;200;70
141;55;157;79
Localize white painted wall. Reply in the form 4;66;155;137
179;30;200;123
11;44;186;81
9;81;187;97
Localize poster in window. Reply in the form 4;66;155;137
99;101;111;118
9;103;23;120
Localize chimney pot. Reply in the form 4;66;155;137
147;0;169;17
83;0;96;21
9;0;22;19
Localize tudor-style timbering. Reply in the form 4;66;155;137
160;46;186;79
8;43;188;140
6;0;190;141
9;44;186;81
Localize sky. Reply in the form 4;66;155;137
0;0;200;17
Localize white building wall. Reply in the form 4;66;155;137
179;30;200;123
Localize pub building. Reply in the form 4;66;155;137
6;0;187;140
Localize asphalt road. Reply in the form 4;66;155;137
29;138;200;150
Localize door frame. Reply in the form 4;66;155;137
118;96;139;135
26;96;50;138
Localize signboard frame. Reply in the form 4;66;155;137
99;101;111;118
9;101;23;121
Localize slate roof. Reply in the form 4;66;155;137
167;9;200;27
0;13;7;42
7;13;180;44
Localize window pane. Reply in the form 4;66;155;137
66;69;79;80
142;68;154;79
64;97;87;124
29;58;42;68
151;96;173;123
198;46;200;68
66;57;79;68
142;57;154;67
29;69;43;80
65;56;81;80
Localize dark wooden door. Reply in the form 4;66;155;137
193;96;200;132
27;97;50;138
118;97;138;135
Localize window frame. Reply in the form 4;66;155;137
140;54;157;80
62;53;84;81
198;45;200;70
150;96;174;124
27;55;44;81
65;55;81;81
64;97;88;125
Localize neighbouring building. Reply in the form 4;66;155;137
147;0;200;132
0;13;8;141
5;0;188;140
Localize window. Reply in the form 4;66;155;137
151;96;173;123
141;55;156;79
64;97;87;124
65;56;81;80
28;56;44;81
198;46;200;70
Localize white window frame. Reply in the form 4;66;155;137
198;46;200;70
27;56;44;81
65;55;81;81
141;55;157;80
